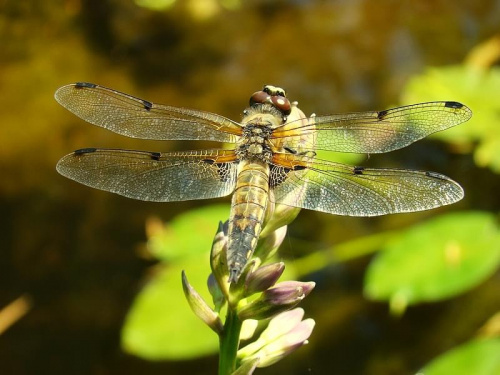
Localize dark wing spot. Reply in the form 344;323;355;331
150;152;161;161
353;166;364;175
377;109;388;120
142;100;153;111
75;82;97;89
425;171;446;180
293;165;306;171
284;147;297;154
74;148;97;155
444;101;463;109
202;159;215;165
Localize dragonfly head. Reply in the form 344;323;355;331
249;85;291;115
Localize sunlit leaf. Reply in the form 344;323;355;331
121;257;218;360
364;212;500;314
419;338;500;375
315;150;364;166
401;65;500;172
147;204;230;262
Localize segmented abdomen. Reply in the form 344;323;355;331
227;160;270;282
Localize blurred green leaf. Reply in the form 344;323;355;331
401;65;500;172
364;212;500;314
148;204;230;262
315;149;365;166
419;338;500;375
121;257;218;360
134;0;176;11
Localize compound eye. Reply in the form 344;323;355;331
271;95;291;115
263;86;273;95
249;91;271;106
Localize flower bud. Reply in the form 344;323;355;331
244;262;285;296
260;202;300;240
238;308;315;368
254;225;288;263
182;271;223;335
237;281;315;321
231;357;259;375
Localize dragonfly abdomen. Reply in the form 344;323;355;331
227;160;270;282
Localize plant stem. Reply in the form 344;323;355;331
219;308;242;375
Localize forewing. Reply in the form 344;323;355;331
56;148;238;202
270;155;463;216
55;83;242;143
272;101;472;153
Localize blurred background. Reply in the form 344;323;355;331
1;0;500;374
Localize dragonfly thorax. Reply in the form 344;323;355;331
236;126;273;161
237;106;283;161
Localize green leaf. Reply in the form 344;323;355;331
148;204;230;262
315;149;365;166
364;212;500;314
401;65;500;172
121;257;219;360
419;338;500;375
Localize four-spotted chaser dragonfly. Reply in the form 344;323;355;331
55;83;471;282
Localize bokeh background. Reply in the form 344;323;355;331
1;0;500;374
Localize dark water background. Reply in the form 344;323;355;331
1;1;499;374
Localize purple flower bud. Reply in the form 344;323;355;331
182;271;223;335
244;262;285;296
237;281;315;321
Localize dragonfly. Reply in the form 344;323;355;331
55;82;472;282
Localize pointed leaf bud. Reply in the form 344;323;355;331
182;271;223;335
244;262;285;296
237;281;315;321
207;273;225;312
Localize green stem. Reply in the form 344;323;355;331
219;307;242;375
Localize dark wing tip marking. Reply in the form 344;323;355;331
444;101;463;109
74;147;97;155
142;100;153;111
150;152;161;161
377;109;388;120
74;82;97;89
293;165;306;171
353;166;364;175
425;171;448;180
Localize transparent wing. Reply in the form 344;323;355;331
55;82;242;143
270;155;463;217
56;148;238;202
272;101;472;153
